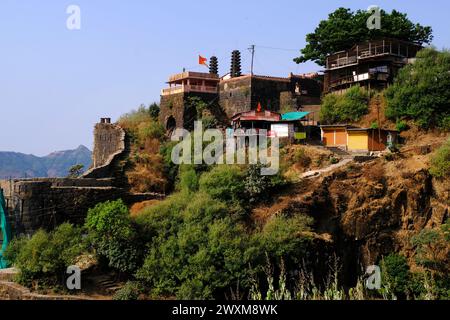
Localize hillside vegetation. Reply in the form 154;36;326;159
320;86;370;124
385;48;450;130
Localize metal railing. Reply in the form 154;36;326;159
161;85;218;96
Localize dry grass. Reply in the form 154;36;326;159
130;200;161;217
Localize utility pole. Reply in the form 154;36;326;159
249;45;255;75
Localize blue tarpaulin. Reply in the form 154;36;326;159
281;112;310;121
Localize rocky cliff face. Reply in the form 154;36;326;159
314;162;447;272
256;152;449;286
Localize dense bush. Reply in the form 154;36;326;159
160;141;180;191
244;164;286;204
254;215;313;266
4;223;85;287
135;192;250;298
199;165;245;209
113;281;144;300
385;48;450;130
381;254;411;298
133;163;310;299
85;199;143;274
429;139;450;179
410;225;450;299
320;86;369;124
395;120;409;132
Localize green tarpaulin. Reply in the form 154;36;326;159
0;189;11;269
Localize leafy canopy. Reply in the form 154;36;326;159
294;7;433;66
320;86;369;124
385;48;450;130
4;223;85;287
85;199;144;273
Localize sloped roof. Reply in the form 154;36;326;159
281;112;310;121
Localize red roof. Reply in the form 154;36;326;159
231;110;281;122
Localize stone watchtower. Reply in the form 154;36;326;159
159;71;220;131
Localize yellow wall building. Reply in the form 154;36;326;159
347;130;369;151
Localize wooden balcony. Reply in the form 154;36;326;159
326;39;421;70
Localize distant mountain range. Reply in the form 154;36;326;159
0;145;92;179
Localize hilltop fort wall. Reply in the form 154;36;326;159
0;119;162;236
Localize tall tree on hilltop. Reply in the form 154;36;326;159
294;7;433;66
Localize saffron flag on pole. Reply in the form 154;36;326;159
199;55;208;67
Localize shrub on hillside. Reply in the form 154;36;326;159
113;281;144;300
320;86;369;124
5;223;85;287
119;104;168;194
381;254;411;298
133;165;311;299
254;215;313;266
244;164;286;204
385;48;450;130
135;190;251;299
429;139;450;179
148;103;160;120
198;165;245;209
411;228;449;274
85;199;144;274
395;120;409;132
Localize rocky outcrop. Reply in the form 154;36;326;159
268;156;449;286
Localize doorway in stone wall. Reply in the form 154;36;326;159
166;116;176;134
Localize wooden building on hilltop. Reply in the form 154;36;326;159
324;38;422;94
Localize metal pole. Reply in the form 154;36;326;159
249;45;255;75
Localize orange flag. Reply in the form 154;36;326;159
199;55;208;66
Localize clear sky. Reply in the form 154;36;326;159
0;0;449;155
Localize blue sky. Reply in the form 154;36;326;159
0;0;449;155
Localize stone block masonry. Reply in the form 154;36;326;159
0;178;126;235
160;92;218;131
82;120;127;181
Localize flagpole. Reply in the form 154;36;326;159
249;45;255;75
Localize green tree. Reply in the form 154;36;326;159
244;164;286;204
381;254;411;298
67;164;84;178
85;199;143;274
148;102;160;119
198;165;245;210
294;8;433;66
320;86;369;124
385;49;450;129
135;190;251;299
255;215;313;266
5;223;85;287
